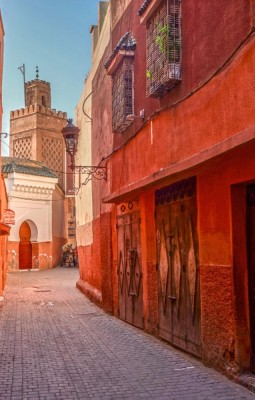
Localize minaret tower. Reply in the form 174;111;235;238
9;67;67;188
25;66;51;108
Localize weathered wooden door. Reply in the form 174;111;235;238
117;212;143;329
19;222;32;270
246;184;255;373
156;178;201;357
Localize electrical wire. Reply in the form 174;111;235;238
82;90;93;121
3;22;254;179
6;195;69;202
1;139;78;175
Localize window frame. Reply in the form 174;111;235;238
141;0;182;98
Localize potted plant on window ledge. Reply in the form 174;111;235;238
168;41;181;80
156;23;181;81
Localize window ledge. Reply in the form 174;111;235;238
139;0;163;24
106;50;135;76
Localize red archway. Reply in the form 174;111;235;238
19;222;32;270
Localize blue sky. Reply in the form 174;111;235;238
0;0;99;155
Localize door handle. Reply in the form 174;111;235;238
168;296;176;301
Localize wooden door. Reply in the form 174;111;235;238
117;212;143;329
246;184;255;373
156;178;201;357
19;222;32;270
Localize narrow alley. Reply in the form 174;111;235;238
0;267;254;400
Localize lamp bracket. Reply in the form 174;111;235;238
73;165;107;188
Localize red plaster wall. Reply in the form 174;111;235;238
0;233;8;295
38;242;53;269
111;0;251;151
100;212;113;313
111;36;255;193
0;175;9;293
8;240;60;270
85;0;255;375
165;0;251;103
77;217;103;305
77;213;113;310
198;142;255;374
111;209;119;316
0;14;8;294
139;191;158;334
200;265;236;374
7;241;19;271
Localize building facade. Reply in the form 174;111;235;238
2;158;58;270
75;1;112;310
0;11;10;295
5;75;75;270
76;0;255;377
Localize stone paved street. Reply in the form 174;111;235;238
0;267;254;400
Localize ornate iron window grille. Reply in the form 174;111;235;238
146;0;182;98
112;58;134;133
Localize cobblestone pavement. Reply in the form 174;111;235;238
0;268;254;400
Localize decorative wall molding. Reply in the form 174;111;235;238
10;184;54;200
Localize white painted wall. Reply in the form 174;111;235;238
75;4;110;246
8;199;52;242
4;172;57;242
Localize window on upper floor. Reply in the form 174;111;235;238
105;32;136;134
112;57;134;133
140;0;182;98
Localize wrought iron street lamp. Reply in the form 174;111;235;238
61;119;79;169
61;119;107;188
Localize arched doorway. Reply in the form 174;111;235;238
19;222;32;270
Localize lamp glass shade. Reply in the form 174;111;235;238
61;119;80;158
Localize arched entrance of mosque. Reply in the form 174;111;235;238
19;222;32;269
19;220;39;270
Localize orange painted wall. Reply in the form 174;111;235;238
110;38;255;195
7;241;19;271
77;212;113;311
77;217;103;306
198;142;255;374
80;0;255;376
38;242;53;269
0;13;8;295
7;240;60;270
0;229;8;295
106;13;255;372
139;192;158;334
111;209;118;316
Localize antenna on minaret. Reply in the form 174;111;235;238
36;66;39;79
18;63;26;106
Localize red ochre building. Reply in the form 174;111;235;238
0;10;10;295
75;0;255;377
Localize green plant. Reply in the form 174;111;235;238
155;23;180;62
146;70;152;79
155;24;169;53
